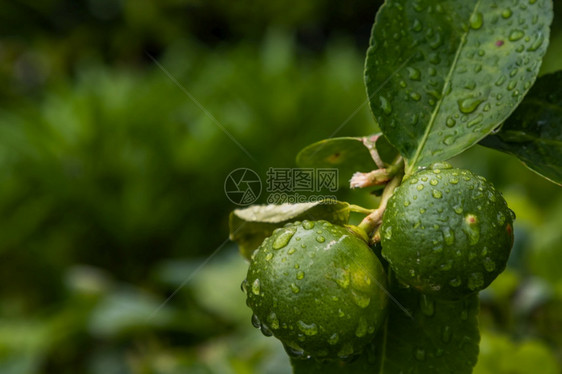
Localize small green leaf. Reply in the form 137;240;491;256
296;135;399;186
290;277;480;374
480;71;562;185
229;201;350;259
365;0;553;175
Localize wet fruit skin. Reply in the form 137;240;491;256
381;166;515;300
243;220;388;360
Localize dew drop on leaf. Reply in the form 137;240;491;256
380;95;392;114
407;66;421;81
469;12;483;29
457;96;484;114
502;8;512;18
410;92;422;101
509;29;525;41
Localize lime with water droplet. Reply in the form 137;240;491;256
245;220;388;359
381;167;514;299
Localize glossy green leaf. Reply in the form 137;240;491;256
296;135;399;186
229;201;350;259
365;0;553;175
480;71;562;185
291;277;480;374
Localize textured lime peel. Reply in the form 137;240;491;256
380;165;514;299
243;220;388;360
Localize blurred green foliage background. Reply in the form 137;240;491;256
0;1;561;373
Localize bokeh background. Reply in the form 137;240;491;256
0;1;561;373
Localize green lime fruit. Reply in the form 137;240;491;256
243;220;388;360
380;165;515;299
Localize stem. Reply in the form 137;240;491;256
350;156;404;189
348;204;375;215
357;172;402;238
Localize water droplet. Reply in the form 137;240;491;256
412;18;423;32
407;66;421;81
352;290;371;308
414;348;426;361
261;323;273;337
446;117;456;127
241;279;248;294
442;325;452;343
265;252;274;261
297;320;318;336
432;190;443;199
384;226;392;240
355;316;368;337
316;236;325;243
468;272;485;290
284;345;306;358
528;34;545;51
442;227;455;245
509;29;525;41
252;279;261;295
338;309;345;318
502;8;512;18
251;313;261;328
419;208;426;214
420;294;435;316
449;277;462;287
297;271;305;280
440;260;453;271
416;184;425;191
483;257;496;272
338;343;354;359
458;97;484;113
328;333;339;345
273;228;296;249
469;12;483;29
403;200;411;207
410;92;422;101
335;268;350;289
302;220;315;230
290;283;300;293
430;179;439;186
380;96;392;114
